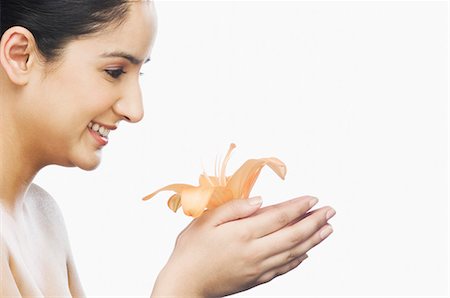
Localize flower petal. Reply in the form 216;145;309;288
199;174;220;187
181;186;215;217
167;193;182;212
142;183;194;201
207;186;234;209
227;157;287;199
263;157;287;180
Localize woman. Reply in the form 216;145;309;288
0;0;335;297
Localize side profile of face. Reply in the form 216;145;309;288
1;1;157;171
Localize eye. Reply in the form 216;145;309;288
105;68;126;79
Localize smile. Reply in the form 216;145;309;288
88;121;110;138
87;121;112;146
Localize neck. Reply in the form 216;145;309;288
0;100;45;217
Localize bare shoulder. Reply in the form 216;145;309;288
26;183;86;297
0;225;21;296
27;183;60;213
0;240;21;296
27;183;65;222
21;184;69;260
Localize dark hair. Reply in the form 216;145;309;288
0;0;131;62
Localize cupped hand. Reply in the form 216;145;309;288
151;196;335;297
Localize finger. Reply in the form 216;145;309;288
206;196;263;226
284;205;333;228
237;196;319;239
288;224;334;257
286;208;319;227
251;198;320;227
257;254;308;285
258;224;333;272
255;206;335;258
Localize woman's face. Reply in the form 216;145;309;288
21;1;157;170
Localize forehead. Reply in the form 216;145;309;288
67;1;157;62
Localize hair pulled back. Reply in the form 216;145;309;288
0;0;130;62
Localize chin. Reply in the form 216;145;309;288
71;150;102;171
78;161;101;171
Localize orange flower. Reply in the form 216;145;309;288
142;143;287;217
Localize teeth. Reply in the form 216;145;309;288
88;121;110;138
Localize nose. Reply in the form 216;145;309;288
112;81;144;123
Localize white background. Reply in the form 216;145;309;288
35;1;449;297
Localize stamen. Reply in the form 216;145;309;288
220;143;236;185
202;170;214;186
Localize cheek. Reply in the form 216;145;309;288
44;69;118;119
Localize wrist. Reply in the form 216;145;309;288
151;264;206;298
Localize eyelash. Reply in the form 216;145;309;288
105;68;126;79
105;69;145;79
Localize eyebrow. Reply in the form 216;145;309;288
101;51;151;65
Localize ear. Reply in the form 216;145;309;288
0;26;39;85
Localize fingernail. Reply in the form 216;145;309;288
248;196;263;205
299;254;308;262
320;226;333;239
326;208;336;220
309;197;319;207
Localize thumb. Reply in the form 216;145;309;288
210;196;263;226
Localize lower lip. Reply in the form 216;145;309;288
88;128;108;146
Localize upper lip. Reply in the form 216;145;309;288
91;121;117;130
